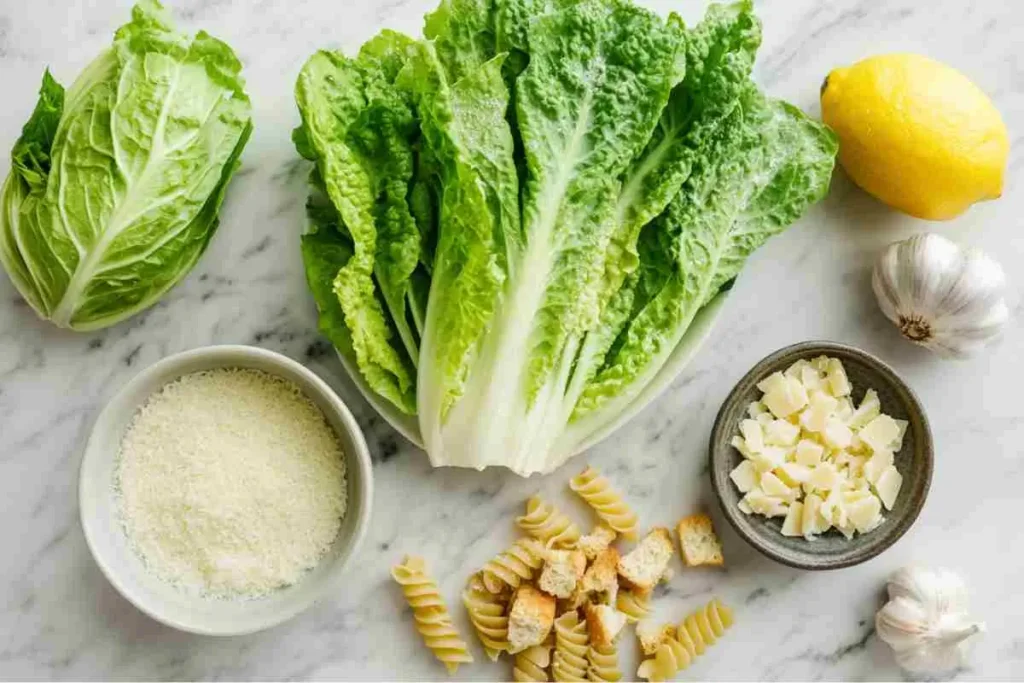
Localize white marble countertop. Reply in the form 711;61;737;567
1;0;1022;679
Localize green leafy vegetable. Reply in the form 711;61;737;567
574;87;839;424
294;33;425;413
296;0;838;474
0;1;252;330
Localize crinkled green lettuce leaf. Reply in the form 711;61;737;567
573;86;838;422
397;45;521;461
417;0;681;473
294;32;426;414
0;0;251;330
571;1;762;403
300;188;357;363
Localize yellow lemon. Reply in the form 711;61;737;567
821;53;1008;220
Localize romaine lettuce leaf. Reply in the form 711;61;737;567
0;0;251;330
573;86;838;423
570;1;762;405
294;32;425;414
418;0;681;473
399;46;521;461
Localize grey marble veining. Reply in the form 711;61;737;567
1;0;1022;679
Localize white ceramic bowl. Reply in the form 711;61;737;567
79;345;373;635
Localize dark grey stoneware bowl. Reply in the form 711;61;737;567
710;341;933;570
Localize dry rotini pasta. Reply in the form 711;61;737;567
481;537;547;593
462;575;510;661
569;467;638;539
517;495;582;548
513;642;552;682
616;589;653;623
586;642;622;682
552;611;590;681
636;599;734;681
391;555;474;675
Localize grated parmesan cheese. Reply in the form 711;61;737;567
115;368;347;597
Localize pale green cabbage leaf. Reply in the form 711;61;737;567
0;1;252;330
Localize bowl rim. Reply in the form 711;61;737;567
709;340;933;571
78;344;374;635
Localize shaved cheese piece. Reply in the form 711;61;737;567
778;462;812;485
826;358;852;397
748;401;768;418
752;446;787;472
860;414;900;453
740;419;765;453
761;471;794;498
729;460;759;493
794;439;824;467
892;419;910;451
764;377;809;418
800;392;839;433
781;501;804;537
807;462;841;492
731;435;755;459
875;466;903;510
802;494;827;537
820;487;846;527
863;449;894;484
765;419;801;446
785;359;811;379
757;371;787;395
800;365;824;392
744;490;789;518
848;496;883;532
848;389;881;430
823;418;853;449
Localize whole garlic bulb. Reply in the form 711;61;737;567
876;567;985;677
872;234;1009;358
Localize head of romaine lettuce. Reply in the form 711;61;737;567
296;0;838;475
0;0;252;330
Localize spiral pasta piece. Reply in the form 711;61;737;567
636;599;734;681
513;642;552;681
481;538;547;593
391;555;474;674
616;589;653;623
552;611;590;681
569;467;638;539
462;575;509;661
516;496;582;548
586;643;622;682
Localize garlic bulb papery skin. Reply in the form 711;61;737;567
872;233;1009;358
876;567;985;677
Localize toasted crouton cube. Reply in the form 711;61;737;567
617;527;674;592
584;603;627;648
508;584;556;653
636;620;674;656
581;547;619;600
677;514;725;567
578;525;617;560
538;549;586;599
